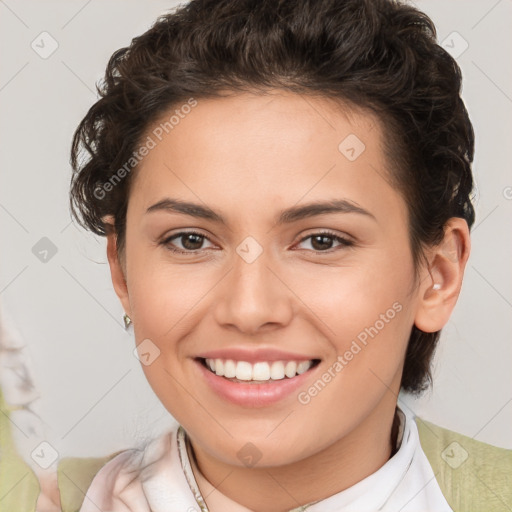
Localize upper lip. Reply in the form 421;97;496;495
195;347;320;363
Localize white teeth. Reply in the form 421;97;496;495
252;362;271;381
203;358;314;381
297;361;311;374
235;361;253;381
270;361;285;380
224;359;237;378
284;361;297;378
214;359;224;376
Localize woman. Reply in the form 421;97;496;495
66;0;478;510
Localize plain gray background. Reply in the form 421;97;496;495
0;0;510;464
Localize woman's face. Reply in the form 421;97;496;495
116;90;424;467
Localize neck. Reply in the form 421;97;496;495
188;396;399;512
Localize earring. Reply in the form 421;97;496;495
432;283;441;291
123;313;132;329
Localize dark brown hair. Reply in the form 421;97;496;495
69;0;475;394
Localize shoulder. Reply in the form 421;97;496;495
416;416;512;512
58;449;140;512
63;429;178;512
58;418;512;512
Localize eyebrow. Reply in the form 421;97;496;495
145;198;376;225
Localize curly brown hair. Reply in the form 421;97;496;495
69;0;475;395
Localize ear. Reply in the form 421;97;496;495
414;217;471;333
103;215;132;318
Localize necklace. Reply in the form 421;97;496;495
177;407;404;512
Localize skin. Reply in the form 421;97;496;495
36;470;61;511
105;90;470;512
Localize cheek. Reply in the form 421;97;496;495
298;248;415;385
128;249;210;338
128;271;197;423
296;245;413;338
126;252;229;405
291;276;413;441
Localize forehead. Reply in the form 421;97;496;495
128;90;404;227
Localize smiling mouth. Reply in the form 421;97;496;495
196;357;321;383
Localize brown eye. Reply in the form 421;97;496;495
161;231;214;254
296;231;353;252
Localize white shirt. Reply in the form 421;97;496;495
79;407;452;512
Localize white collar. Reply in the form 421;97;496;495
80;407;452;512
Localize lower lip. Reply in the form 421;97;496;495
194;359;320;408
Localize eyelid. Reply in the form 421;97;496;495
160;229;216;253
292;229;355;251
296;228;354;243
161;228;355;255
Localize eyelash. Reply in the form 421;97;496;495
160;230;354;255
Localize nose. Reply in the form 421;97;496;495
213;245;294;335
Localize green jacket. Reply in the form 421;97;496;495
1;388;510;512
